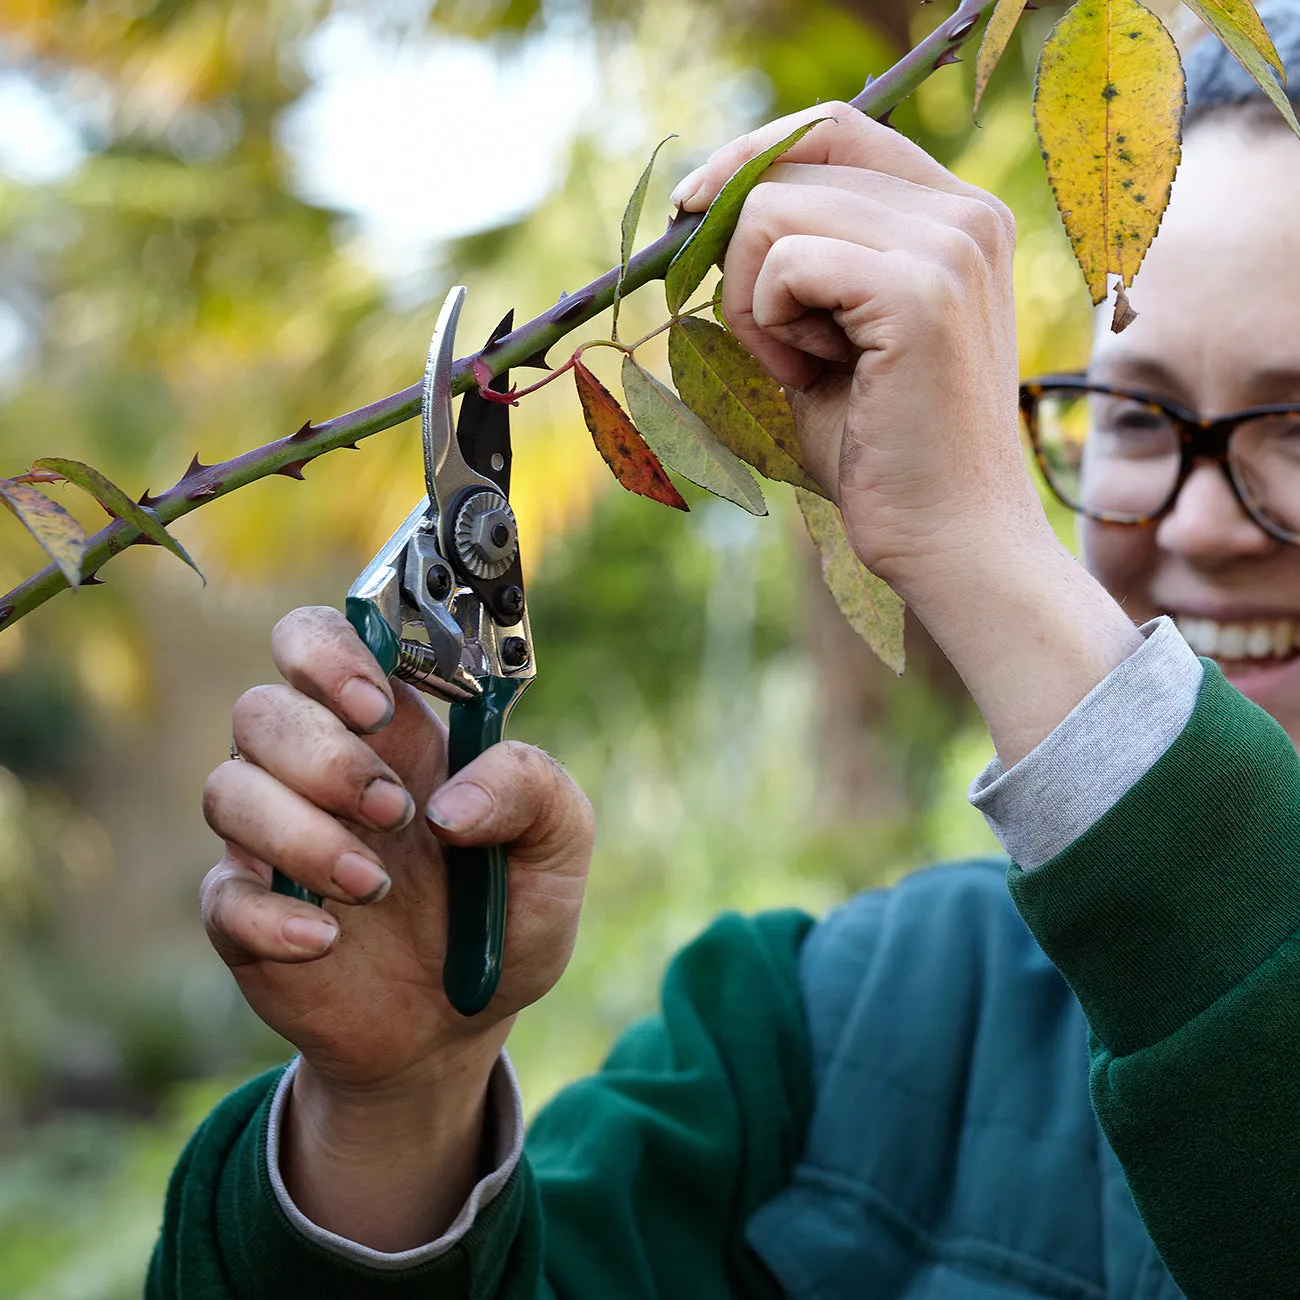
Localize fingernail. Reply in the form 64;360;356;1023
670;166;706;208
332;851;391;904
360;778;415;830
339;677;392;733
427;781;493;833
283;915;338;954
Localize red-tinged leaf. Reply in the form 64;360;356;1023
35;457;204;582
573;361;688;511
0;479;88;588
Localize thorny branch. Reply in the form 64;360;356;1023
0;0;994;632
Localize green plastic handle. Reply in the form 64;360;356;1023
443;675;530;1016
271;599;400;909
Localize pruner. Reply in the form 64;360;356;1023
273;285;535;1017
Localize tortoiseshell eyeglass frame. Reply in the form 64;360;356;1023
1019;374;1300;546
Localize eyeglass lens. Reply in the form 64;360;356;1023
1031;388;1300;536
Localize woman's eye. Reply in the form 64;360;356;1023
1091;403;1175;455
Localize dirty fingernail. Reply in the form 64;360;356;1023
670;166;706;208
283;915;338;954
332;851;391;904
360;778;415;830
339;677;392;732
427;781;493;833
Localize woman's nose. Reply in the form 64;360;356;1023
1154;460;1277;565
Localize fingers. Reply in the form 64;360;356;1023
671;102;991;212
204;758;395;906
201;847;340;967
426;741;595;872
231;683;416;830
271;605;395;734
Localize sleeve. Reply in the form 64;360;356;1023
1006;662;1300;1299
969;616;1203;868
147;908;815;1300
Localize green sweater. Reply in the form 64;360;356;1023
148;667;1300;1297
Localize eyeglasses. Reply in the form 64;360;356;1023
1020;375;1300;546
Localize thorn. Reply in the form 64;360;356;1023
554;293;592;325
876;107;896;128
948;16;977;38
934;47;963;68
519;348;552;370
181;454;209;481
556;290;569;303
486;310;515;349
134;532;162;546
277;460;308;480
82;574;104;586
0;606;13;627
288;420;316;444
138;488;162;508
1023;2;1039;9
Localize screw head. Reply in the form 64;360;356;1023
498;585;525;615
490;522;510;549
501;636;529;668
426;564;453;602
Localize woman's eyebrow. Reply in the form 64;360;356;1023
1243;366;1300;405
1088;355;1188;402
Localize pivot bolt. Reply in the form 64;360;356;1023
426;564;453;602
499;585;525;616
501;636;529;668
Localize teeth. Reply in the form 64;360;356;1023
1176;615;1297;661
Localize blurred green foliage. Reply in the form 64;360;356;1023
0;0;1088;1292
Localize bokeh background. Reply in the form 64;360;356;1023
0;0;1101;1293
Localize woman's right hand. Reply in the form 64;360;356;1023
199;604;594;1248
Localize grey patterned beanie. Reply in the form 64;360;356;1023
1184;0;1300;122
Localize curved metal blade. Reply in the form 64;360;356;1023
421;285;468;504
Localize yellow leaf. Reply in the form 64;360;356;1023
0;480;87;589
796;489;905;674
1178;0;1300;137
1035;0;1184;305
975;0;1032;116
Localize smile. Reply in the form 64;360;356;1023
1175;615;1300;665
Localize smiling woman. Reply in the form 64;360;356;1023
1077;41;1300;740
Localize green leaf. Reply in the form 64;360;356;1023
974;0;1032;115
35;457;205;582
1034;0;1184;309
1177;0;1300;137
0;479;88;588
796;488;905;674
614;134;675;339
667;318;825;495
573;361;688;511
621;356;767;516
664;117;829;315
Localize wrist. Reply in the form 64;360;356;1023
283;1025;509;1250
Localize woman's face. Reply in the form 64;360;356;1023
1083;116;1300;744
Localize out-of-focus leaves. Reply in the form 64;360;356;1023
0;482;87;589
574;361;688;510
797;488;905;673
34;458;204;582
1035;0;1183;314
975;0;1031;115
667;318;823;494
614;135;675;338
664;117;827;313
1178;0;1300;135
621;356;766;515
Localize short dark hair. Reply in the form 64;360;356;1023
1184;0;1300;129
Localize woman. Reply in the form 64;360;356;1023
149;11;1300;1298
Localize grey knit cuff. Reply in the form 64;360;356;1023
969;616;1203;869
265;1051;524;1268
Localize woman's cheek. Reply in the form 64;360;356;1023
1080;518;1160;624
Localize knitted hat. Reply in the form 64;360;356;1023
1184;0;1300;121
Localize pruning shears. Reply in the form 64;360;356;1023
273;285;535;1017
